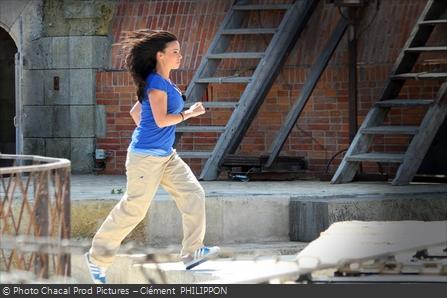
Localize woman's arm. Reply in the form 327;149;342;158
149;90;205;128
130;101;141;126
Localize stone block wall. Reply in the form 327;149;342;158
0;0;116;173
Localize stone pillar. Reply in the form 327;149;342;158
22;0;115;173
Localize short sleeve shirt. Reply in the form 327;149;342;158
128;72;184;156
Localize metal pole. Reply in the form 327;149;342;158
347;8;358;143
15;16;24;156
34;170;50;278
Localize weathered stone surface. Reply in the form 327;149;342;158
0;0;42;43
1;0;113;174
23;106;53;137
23;137;45;156
28;36;110;69
70;137;94;173
23;70;44;105
45;138;71;159
53;106;71;137
70;69;95;105
69;36;111;68
95;105;107;137
43;0;115;36
40;69;95;105
70;106;95;137
26;38;51;70
0;1;29;30
44;69;70;105
289;200;328;242
146;195;290;246
289;194;447;242
69;178;447;247
222;196;290;243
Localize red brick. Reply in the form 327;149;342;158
96;0;437;177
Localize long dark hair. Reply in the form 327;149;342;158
120;29;177;103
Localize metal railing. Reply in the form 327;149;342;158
0;153;71;279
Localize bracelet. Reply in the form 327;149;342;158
180;112;184;121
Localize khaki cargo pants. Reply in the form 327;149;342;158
89;150;206;269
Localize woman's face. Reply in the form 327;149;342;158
158;40;182;70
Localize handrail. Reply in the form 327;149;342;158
0;153;71;174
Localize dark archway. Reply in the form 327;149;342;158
0;27;17;166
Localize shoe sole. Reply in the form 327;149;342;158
185;250;219;270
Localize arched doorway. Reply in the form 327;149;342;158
0;27;17;166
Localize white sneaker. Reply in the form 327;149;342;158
84;252;107;284
183;246;220;270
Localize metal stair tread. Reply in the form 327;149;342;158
177;151;212;158
374;99;434;107
405;46;447;52
192;0;320;180
208;52;265;59
346;153;406;163
176;126;226;132
419;19;447;25
233;4;291;10
196;77;251;83
361;126;419;135
184;101;238;108
331;0;447;185
221;28;277;35
391;72;447;79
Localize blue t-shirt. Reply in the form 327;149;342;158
128;72;184;156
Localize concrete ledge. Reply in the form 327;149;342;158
290;193;447;242
70;177;447;246
72;195;290;245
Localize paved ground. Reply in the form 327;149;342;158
3;175;447;283
71;242;308;284
71;174;447;201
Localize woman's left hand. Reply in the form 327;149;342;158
184;102;206;119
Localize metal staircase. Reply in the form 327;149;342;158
331;0;447;186
176;0;319;180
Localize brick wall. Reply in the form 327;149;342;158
96;0;445;177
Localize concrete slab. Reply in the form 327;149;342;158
76;222;445;284
296;221;447;279
71;242;307;284
70;175;447;201
70;175;447;245
290;193;447;241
